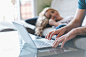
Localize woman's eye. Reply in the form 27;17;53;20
51;11;54;13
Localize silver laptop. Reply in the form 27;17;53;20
13;22;61;49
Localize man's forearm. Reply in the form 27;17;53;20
64;19;82;32
75;26;86;35
64;9;86;33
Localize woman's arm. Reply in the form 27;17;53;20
49;19;62;27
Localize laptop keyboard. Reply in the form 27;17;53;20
34;39;51;46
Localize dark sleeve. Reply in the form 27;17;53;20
25;16;38;25
45;24;52;28
78;0;86;9
25;16;52;27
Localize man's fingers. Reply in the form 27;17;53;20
46;30;61;40
54;43;59;48
56;32;63;38
52;35;66;48
52;39;60;48
45;32;51;39
49;32;55;40
45;33;49;39
61;39;67;48
49;30;59;40
48;32;53;40
45;31;55;40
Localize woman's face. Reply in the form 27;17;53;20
45;9;61;21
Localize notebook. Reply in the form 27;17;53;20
12;22;61;49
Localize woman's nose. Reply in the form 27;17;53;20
51;13;55;18
51;13;56;17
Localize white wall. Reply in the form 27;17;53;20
51;0;78;18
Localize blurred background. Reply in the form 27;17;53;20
0;0;52;22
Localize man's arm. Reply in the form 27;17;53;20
65;9;86;32
73;26;86;35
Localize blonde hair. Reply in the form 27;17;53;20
35;7;55;36
39;7;55;19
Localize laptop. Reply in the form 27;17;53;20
12;22;61;49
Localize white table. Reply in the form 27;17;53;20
0;31;85;57
0;31;20;57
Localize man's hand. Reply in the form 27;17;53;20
52;30;76;48
45;27;67;40
45;27;77;48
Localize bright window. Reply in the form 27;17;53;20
20;0;32;20
18;0;37;20
0;0;17;22
0;0;36;22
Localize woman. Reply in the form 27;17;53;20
25;7;73;36
44;7;73;27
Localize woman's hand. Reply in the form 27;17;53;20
49;19;56;25
49;19;61;26
52;29;77;48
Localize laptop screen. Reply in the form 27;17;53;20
13;22;37;49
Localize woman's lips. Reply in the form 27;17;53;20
54;14;57;20
54;17;57;21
